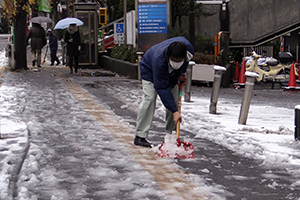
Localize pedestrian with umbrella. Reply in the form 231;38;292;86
54;18;83;74
64;23;81;74
47;29;60;66
29;16;53;24
26;23;47;68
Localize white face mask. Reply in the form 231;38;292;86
169;60;184;70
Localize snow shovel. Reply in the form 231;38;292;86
42;45;48;65
158;80;195;159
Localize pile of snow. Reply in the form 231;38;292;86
152;134;194;159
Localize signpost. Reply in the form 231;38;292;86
138;4;167;34
136;0;170;51
114;23;125;44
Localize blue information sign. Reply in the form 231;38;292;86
115;23;124;33
138;4;167;34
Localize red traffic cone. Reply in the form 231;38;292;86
233;61;239;82
237;60;246;85
287;63;296;88
296;59;300;82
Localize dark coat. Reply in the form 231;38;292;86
64;30;81;56
48;32;58;51
140;36;194;113
26;23;46;50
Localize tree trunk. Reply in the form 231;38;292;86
189;0;195;46
15;5;28;70
52;0;58;23
179;16;182;28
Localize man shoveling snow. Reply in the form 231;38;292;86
134;37;194;148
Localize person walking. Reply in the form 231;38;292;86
47;29;60;66
26;23;47;68
134;36;194;148
64;24;81;74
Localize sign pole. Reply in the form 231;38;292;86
124;0;127;44
189;0;195;46
114;23;125;45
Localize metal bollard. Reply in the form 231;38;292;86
295;106;300;140
8;44;16;70
184;61;195;102
209;65;227;114
238;71;259;125
62;44;67;65
136;52;144;80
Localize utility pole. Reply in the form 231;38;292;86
124;0;127;44
189;0;195;46
14;0;27;70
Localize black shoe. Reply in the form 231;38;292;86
32;60;36;67
134;136;152;148
50;63;54;66
37;65;41;68
74;68;78;73
56;61;60;66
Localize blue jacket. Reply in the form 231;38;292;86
140;37;194;113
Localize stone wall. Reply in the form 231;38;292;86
230;0;300;44
100;55;139;80
180;0;300;45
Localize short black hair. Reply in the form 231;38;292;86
167;41;186;59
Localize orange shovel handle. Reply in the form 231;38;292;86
176;121;180;138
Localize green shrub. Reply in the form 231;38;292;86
192;52;215;64
109;32;216;65
110;45;138;63
194;35;214;53
170;27;189;39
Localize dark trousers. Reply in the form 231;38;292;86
69;55;78;72
50;49;59;64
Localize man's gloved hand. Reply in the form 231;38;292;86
69;38;73;43
173;111;182;124
178;73;187;82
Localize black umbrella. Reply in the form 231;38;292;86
29;16;53;24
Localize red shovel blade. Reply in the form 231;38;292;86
158;138;195;159
176;138;195;159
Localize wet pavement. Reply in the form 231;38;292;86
79;72;300;200
0;56;300;199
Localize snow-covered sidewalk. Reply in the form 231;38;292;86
105;76;300;189
1;46;300;199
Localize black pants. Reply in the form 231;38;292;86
50;49;59;64
69;55;78;72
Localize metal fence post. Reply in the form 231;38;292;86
209;65;227;114
62;43;67;65
8;44;16;70
184;61;195;102
136;52;144;80
295;106;300;140
238;71;259;125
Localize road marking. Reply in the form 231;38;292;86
60;75;210;200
